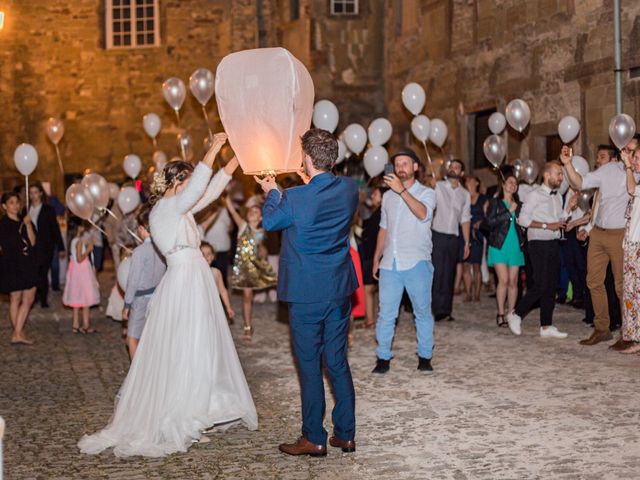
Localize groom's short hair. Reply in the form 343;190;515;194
301;128;338;171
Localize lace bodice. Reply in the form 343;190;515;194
150;163;231;255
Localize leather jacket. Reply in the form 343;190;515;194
485;197;522;249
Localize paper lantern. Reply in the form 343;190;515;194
215;47;315;175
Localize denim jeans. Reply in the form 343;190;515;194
375;260;434;360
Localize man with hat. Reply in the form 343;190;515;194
371;149;437;374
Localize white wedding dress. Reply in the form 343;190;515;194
78;163;258;457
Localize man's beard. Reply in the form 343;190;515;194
396;171;412;181
446;170;461;180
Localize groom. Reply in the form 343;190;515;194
256;128;359;457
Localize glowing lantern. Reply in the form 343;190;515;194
215;47;315;175
0;12;5;31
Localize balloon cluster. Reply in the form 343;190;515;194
404;83;448;149
311;99;393;177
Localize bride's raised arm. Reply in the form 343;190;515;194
174;133;228;215
192;156;239;214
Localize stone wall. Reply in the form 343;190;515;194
383;0;640;178
0;0;386;195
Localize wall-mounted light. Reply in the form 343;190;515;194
0;11;5;30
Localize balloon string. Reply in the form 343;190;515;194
25;175;30;211
103;207;119;221
175;109;181;127
88;218;134;253
126;227;143;244
421;140;434;176
202;105;214;140
152;137;157;149
55;144;65;176
180;139;187;162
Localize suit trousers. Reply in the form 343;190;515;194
288;297;355;445
587;227;624;333
515;240;560;327
431;231;459;318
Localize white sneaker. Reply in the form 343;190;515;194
540;325;568;338
506;312;522;335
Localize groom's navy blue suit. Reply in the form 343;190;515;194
263;171;358;445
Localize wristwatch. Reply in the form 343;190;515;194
542;223;548;230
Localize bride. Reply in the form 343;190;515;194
79;133;257;457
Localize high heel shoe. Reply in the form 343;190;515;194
243;325;253;338
496;314;507;328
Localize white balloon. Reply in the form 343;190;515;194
521;160;539;185
368;118;392;147
429;119;448;148
108;182;119;200
162;77;186;112
483;134;506;168
189;68;215;106
571;155;589;176
344;123;367;155
45;118;65;145
143;113;161;139
402;83;426;115
609;113;636;150
505;99;531;133
488;112;506;135
117;186;140;215
123;154;142;180
153;150;167;171
363;145;389;177
411;115;431;142
336;140;347;164
558;115;580;144
117;256;131;290
312;100;339;133
13;143;38;176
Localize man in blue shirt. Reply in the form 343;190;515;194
256;128;359;457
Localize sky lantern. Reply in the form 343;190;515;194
215;47;315;175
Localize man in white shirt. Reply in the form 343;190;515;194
371;149;437;374
562;136;639;346
431;159;471;321
507;161;568;338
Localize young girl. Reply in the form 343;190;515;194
226;199;277;338
63;220;101;334
200;241;234;322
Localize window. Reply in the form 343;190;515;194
290;0;300;21
330;0;358;16
470;108;496;170
106;0;160;49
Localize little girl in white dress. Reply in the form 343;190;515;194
78;134;257;457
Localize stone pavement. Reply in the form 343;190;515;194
2;274;640;480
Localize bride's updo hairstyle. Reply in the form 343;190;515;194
149;160;195;205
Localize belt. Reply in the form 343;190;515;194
134;287;156;297
593;226;625;232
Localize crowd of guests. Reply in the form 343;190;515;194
3;131;640;365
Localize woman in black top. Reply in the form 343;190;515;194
462;176;487;302
358;185;384;329
0;191;38;345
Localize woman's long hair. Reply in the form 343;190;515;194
496;172;520;205
149;160;194;206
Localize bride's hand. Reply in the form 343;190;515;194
203;133;228;168
223;156;239;176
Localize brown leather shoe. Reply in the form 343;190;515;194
579;330;613;346
609;337;634;351
279;437;327;457
329;436;356;453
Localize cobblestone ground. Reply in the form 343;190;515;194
2;272;640;480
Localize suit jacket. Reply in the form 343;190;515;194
28;204;65;262
262;172;359;304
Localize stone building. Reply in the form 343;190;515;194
0;0;384;195
383;0;640;180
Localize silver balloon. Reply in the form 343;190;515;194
162;77;186;112
177;131;194;161
521;159;539;185
577;188;596;212
65;184;95;220
153;150;167;171
189;68;215;106
81;173;110;210
608;113;636;150
482;134;506;168
505;99;531;133
513;159;522;179
45;117;65;145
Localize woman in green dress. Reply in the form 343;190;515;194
486;172;525;327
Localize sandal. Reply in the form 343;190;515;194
354;322;375;330
72;327;81;334
496;314;508;328
80;328;98;334
243;325;253;338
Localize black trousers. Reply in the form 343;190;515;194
515;240;560;327
36;253;54;305
565;229;587;303
431;231;459;318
